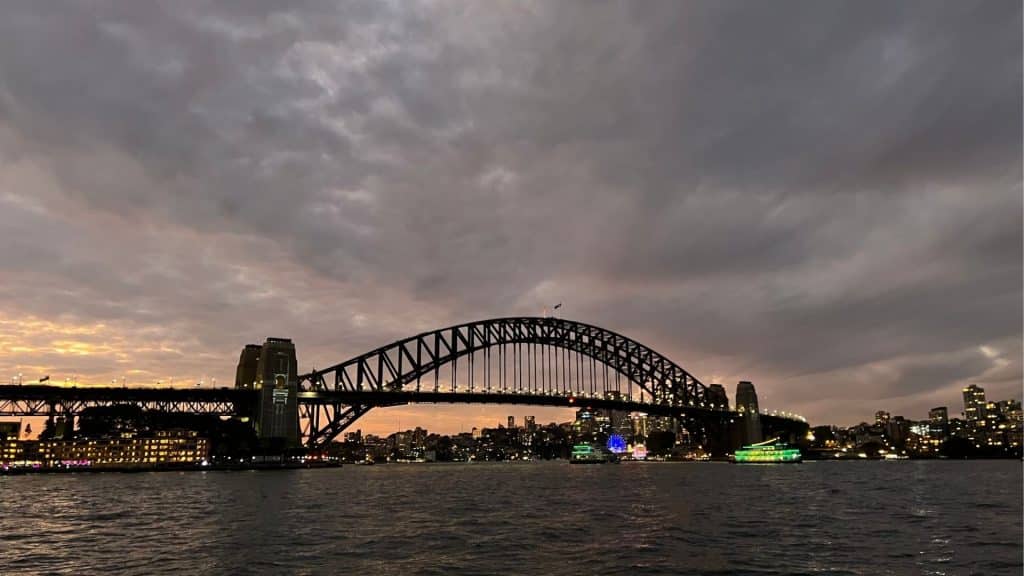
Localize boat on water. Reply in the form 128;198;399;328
570;443;619;464
731;438;802;464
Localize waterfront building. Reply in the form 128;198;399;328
906;421;940;455
1;430;208;469
507;416;515;429
0;436;20;463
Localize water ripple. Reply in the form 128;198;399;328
0;461;1020;575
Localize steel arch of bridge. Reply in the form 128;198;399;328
298;316;720;448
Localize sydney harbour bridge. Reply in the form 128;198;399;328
0;317;808;454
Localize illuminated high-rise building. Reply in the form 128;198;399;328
507;416;515;429
631;413;650;440
602;391;631;436
962;385;986;422
875;411;891;426
573;408;597;436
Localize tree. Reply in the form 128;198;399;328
646;430;676;455
940;437;973;459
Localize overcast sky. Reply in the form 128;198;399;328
0;1;1020;434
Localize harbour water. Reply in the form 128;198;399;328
1;460;1020;575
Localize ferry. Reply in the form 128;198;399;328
570;443;619;464
731;438;802;464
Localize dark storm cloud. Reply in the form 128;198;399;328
0;0;1019;428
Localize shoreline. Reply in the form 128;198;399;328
1;461;342;475
7;457;1022;475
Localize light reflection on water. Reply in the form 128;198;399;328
1;460;1020;575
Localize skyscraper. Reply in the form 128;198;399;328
573;408;597;436
962;385;986;422
631;412;650;441
524;416;536;432
507;416;515;429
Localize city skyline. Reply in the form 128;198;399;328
0;2;1020;435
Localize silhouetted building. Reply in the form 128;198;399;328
886;416;910;446
735;381;762;445
507;416;515;429
875;411;891;426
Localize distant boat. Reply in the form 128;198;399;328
570;443;619;464
731;438;802;464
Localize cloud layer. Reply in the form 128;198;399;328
0;1;1020;432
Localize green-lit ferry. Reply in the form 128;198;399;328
731;438;802;464
570;443;618;464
